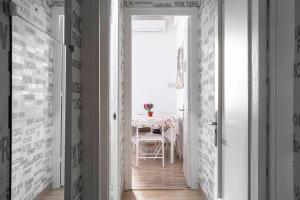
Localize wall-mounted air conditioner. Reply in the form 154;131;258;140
132;20;166;32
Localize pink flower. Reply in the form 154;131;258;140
144;103;154;112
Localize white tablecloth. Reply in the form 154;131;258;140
132;114;178;163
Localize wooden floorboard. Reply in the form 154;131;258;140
40;188;64;200
40;152;198;200
132;152;187;189
122;190;206;200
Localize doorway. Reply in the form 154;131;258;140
131;15;189;190
119;8;203;199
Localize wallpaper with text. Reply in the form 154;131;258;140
11;0;65;199
11;16;55;199
0;0;11;199
295;0;300;199
69;0;82;199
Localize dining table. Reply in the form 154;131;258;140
132;114;178;164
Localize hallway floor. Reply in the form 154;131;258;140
132;153;187;189
41;188;64;200
122;190;206;200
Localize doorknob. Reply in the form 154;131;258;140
208;121;217;126
179;105;184;112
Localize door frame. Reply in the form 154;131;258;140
268;0;294;199
123;7;199;190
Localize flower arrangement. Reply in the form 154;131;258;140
144;103;154;117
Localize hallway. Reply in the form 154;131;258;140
0;0;294;199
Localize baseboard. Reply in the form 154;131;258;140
35;184;52;200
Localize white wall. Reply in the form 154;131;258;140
132;26;177;115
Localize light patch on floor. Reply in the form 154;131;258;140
122;190;206;200
40;188;64;200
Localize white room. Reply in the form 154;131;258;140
131;15;190;190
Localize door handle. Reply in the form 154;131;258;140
179;109;184;112
208;121;218;147
208;121;217;126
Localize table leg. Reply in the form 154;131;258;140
170;127;174;164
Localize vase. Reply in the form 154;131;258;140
148;111;153;117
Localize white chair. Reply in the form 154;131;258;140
132;123;165;167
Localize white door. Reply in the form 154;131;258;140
181;17;190;187
109;0;120;199
222;0;249;199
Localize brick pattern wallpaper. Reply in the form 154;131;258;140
295;1;300;199
11;16;56;199
10;1;68;199
119;0;126;191
0;0;11;199
13;0;53;34
198;1;216;200
10;1;58;199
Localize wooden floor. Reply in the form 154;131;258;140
132;152;187;189
41;188;205;200
40;153;197;200
41;188;64;200
122;190;206;200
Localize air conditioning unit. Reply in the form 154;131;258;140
132;20;166;32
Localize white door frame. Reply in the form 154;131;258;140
123;7;199;190
109;0;121;198
52;42;64;189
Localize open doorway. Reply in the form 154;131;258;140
130;15;190;190
119;8;207;199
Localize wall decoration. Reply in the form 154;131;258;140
176;45;186;89
0;0;11;199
